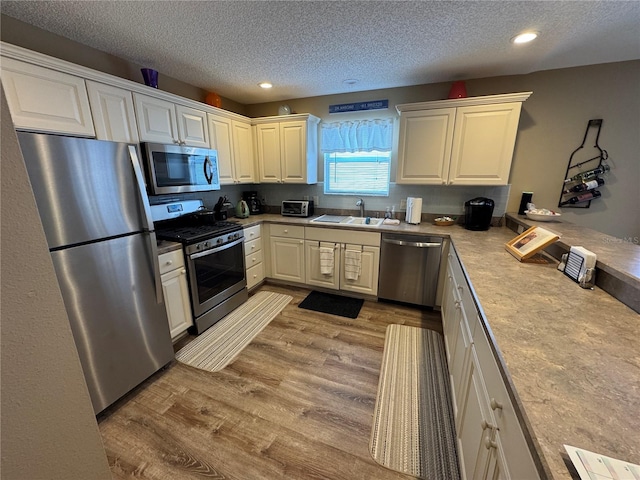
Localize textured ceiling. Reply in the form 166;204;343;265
1;1;639;104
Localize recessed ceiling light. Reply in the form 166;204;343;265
511;31;539;44
258;82;273;89
343;79;359;86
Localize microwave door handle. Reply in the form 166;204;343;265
204;156;213;184
128;145;163;303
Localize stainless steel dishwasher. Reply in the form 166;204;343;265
378;233;443;307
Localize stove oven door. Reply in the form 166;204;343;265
186;237;246;317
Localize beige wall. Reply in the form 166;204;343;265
0;14;247;115
1;88;111;479
247;62;640;239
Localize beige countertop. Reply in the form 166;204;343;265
231;213;640;479
156;239;181;255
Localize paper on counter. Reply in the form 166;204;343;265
564;445;640;480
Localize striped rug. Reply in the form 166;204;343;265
370;324;460;480
175;291;292;372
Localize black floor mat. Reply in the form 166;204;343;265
298;291;364;319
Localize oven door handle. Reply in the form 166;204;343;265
189;236;244;260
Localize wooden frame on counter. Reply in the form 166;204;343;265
505;226;560;261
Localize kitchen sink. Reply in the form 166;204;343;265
344;216;383;226
310;214;383;227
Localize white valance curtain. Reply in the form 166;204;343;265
321;118;394;153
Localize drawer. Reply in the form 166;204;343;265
246;262;265;290
245;249;263;269
158;249;184;275
244;224;261;242
270;224;304;239
245;237;262;255
448;252;479;336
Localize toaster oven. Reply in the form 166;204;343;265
281;200;314;217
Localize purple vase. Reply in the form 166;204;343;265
141;68;158;88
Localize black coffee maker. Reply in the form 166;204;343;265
243;191;262;215
464;197;495;231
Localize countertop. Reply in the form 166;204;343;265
230;213;640;479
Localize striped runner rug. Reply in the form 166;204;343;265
370;324;460;480
175;291;292;372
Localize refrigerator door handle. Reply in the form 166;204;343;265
128;145;154;231
128;145;163;304
147;231;163;304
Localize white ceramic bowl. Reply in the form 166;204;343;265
525;211;562;222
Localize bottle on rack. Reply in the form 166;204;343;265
562;177;605;194
564;164;610;184
560;190;602;206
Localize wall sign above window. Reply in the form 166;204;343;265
329;100;388;114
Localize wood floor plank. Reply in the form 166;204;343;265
99;284;442;479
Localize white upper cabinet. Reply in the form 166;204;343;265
396;93;531;186
253;114;319;184
208;113;255;184
396;108;456;184
1;57;95;136
86;81;139;143
232;120;255;183
134;93;209;147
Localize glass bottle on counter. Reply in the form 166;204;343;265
560;190;602;206
563;177;605;194
564;164;610;184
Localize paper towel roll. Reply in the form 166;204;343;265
405;197;423;224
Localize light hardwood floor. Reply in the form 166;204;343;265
98;284;443;480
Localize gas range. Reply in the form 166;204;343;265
155;219;243;254
152;199;244;251
150;199;248;335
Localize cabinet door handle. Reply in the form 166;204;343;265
166;260;173;265
481;420;496;431
490;398;504;411
284;229;288;233
181;269;186;274
484;436;498;450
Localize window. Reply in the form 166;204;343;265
321;118;393;196
324;151;391;195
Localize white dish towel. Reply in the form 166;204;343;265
319;244;334;275
344;248;362;280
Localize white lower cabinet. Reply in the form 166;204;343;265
269;225;306;283
159;250;192;340
444;248;539;480
305;227;380;296
243;225;265;290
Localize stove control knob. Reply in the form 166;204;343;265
196;244;202;251
234;233;240;239
216;238;223;245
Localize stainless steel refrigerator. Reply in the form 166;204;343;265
18;132;175;414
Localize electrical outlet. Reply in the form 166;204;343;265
261;196;267;205
313;195;319;206
400;199;407;209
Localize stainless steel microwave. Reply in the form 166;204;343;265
141;142;220;195
281;200;314;217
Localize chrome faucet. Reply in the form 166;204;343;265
356;198;365;217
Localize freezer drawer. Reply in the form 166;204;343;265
378;234;443;307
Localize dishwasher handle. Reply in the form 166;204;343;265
382;238;442;248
